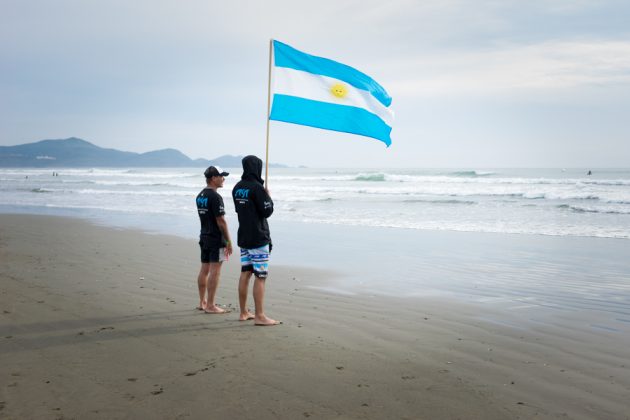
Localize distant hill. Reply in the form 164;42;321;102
0;138;286;168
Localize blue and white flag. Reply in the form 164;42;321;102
269;40;394;147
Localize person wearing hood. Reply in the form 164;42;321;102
195;166;233;314
232;155;280;326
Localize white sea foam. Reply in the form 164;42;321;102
1;167;629;239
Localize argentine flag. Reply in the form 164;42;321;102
269;40;394;147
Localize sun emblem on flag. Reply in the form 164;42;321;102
331;83;348;98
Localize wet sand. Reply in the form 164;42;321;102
1;214;629;419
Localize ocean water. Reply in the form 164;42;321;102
1;167;629;239
2;167;630;324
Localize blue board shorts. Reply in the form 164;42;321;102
240;245;270;278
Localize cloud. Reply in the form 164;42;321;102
387;40;630;97
2;0;629;167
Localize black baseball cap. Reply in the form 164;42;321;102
204;166;229;178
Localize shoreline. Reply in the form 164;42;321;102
1;214;629;419
3;202;630;241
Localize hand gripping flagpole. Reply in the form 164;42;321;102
264;38;273;186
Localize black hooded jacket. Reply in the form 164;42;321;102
232;155;274;249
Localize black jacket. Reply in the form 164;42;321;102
232;155;273;249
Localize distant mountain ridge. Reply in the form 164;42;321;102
0;138;284;168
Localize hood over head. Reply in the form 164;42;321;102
241;155;264;184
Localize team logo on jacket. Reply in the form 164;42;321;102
234;188;250;199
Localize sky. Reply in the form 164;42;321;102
1;0;629;168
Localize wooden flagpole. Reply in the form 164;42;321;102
264;38;273;186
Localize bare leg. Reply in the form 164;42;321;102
204;262;227;314
253;276;280;326
196;263;210;309
238;271;254;321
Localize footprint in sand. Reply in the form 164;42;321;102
184;367;210;377
97;327;114;332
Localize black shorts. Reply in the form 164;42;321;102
199;236;226;263
200;246;226;263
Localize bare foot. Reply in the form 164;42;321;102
203;305;229;314
239;310;255;321
196;300;207;310
254;315;281;326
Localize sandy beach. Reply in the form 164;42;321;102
1;214;629;419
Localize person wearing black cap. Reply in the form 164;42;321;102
195;166;233;314
232;155;280;326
